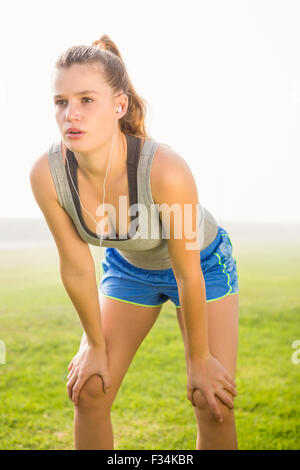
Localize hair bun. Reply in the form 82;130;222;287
92;40;106;50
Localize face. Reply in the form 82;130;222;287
52;63;124;152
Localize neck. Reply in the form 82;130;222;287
64;129;127;186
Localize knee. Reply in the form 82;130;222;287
193;390;235;424
76;375;110;411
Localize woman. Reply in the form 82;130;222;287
30;35;240;450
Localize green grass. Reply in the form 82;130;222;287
0;239;299;450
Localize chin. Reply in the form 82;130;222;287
63;136;90;152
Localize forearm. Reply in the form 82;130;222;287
60;268;105;348
177;275;210;361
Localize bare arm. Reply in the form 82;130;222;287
151;145;237;420
151;146;209;361
29;152;105;349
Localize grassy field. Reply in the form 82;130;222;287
0;238;299;450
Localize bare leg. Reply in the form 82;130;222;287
73;375;115;449
73;296;163;450
176;293;239;450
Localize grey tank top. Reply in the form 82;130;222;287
47;133;219;270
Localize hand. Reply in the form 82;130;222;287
187;354;238;423
67;344;112;406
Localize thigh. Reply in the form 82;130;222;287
176;293;239;378
100;248;169;307
79;295;163;402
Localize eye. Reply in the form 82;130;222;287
54;97;93;105
54;99;66;106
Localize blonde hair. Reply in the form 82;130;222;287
55;34;151;139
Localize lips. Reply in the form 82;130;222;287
65;127;85;135
66;127;85;139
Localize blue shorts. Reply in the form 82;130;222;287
99;226;239;307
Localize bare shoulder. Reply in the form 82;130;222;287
150;143;197;205
29;150;92;270
29;151;58;203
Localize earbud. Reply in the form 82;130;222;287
117;105;122;114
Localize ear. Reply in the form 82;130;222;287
114;92;128;117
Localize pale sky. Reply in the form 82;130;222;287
0;0;299;223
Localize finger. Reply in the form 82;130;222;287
224;372;236;388
67;360;74;371
67;367;76;380
67;371;77;400
206;394;223;423
187;388;196;407
67;367;76;386
66;370;77;400
217;389;235;409
100;372;112;394
72;375;87;406
223;380;238;397
192;389;207;408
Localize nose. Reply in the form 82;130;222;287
65;102;81;121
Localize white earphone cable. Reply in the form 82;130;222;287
65;116;120;285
